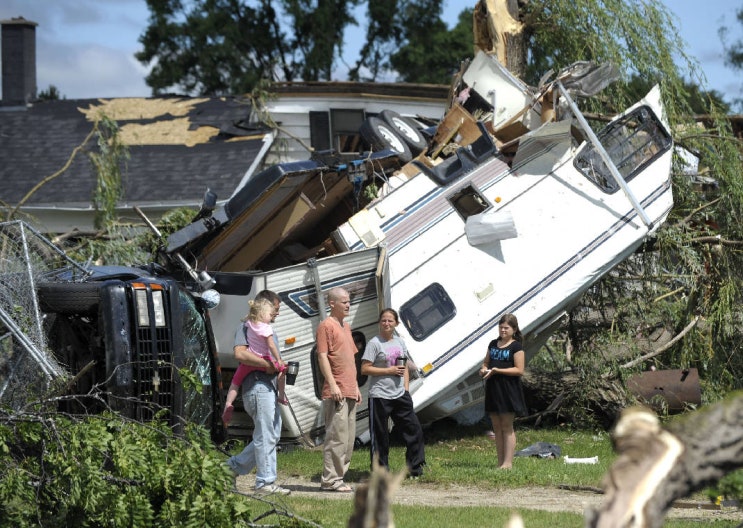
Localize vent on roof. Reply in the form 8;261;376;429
1;17;37;106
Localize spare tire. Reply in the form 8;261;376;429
37;281;102;314
360;116;413;163
379;110;428;155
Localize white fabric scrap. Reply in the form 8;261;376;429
465;209;518;246
564;455;599;464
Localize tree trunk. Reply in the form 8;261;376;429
586;397;743;527
522;370;631;428
473;0;529;78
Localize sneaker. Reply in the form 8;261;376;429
255;483;291;496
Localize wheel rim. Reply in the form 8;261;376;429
378;124;406;152
391;117;420;143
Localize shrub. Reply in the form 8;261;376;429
0;411;253;527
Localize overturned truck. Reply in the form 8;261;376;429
0;220;225;440
166;52;675;443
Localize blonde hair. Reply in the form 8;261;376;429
241;297;274;323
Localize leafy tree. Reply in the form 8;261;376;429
37;85;62;101
137;0;285;95
90;116;128;231
625;75;730;115
282;0;361;80
347;0;469;84
720;6;743;110
136;0;468;93
136;0;364;94
387;7;474;84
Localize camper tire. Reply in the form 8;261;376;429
360;116;413;163
37;281;102;314
379;110;427;155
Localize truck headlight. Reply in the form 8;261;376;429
135;288;166;327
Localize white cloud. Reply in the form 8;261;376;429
37;39;150;99
1;0;151;99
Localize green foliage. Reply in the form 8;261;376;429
0;413;255;527
37;85;63;101
349;0;468;84
89;115;129;231
711;469;743;505
137;206;201;257
60;204;199;267
387;7;473;84
494;0;743;403
720;7;743;111
137;0;363;94
136;0;473;91
137;0;281;94
282;0;361;81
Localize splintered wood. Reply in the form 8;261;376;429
77;97;223;146
348;461;406;528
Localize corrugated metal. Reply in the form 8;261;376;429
223;248;383;442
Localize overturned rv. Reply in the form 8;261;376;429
167;51;674;443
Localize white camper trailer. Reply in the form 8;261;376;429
166;52;674;443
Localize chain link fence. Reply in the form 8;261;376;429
0;220;88;408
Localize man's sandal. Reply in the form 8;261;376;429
321;482;353;492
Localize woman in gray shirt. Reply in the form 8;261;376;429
361;308;426;477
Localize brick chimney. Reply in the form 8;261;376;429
1;17;37;105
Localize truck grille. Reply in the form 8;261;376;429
132;287;175;422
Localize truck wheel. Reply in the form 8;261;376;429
37;281;101;314
379;110;427;155
360;116;413;163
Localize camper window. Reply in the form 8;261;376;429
574;105;672;194
399;283;456;341
448;184;490;220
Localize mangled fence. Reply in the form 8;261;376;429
0;220;86;408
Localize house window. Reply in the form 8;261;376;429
574;105;672;194
448;184;490;220
400;283;456;341
309;111;331;151
331;109;365;153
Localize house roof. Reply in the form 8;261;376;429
0;96;272;230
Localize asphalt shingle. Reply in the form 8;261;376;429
0;96;269;209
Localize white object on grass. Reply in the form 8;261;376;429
564;456;599;464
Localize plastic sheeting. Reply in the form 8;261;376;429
465;209;518;246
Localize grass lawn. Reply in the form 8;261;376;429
231;422;738;527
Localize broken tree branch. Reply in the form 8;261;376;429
587;397;743;528
614;316;700;372
680;196;722;226
687;235;743;247
7;124;98;221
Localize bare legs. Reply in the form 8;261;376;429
489;412;516;469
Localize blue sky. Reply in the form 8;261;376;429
1;0;742;106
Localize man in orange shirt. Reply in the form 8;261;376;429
316;287;361;492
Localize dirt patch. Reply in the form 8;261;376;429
236;474;741;523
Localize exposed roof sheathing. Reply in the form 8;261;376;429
0;96;269;212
